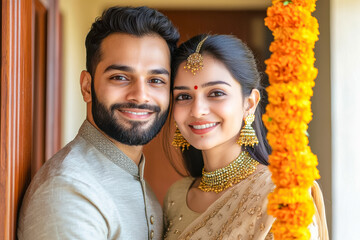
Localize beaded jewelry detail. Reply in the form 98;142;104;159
172;123;190;152
237;114;259;148
198;151;259;193
184;36;209;75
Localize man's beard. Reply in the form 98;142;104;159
91;87;168;146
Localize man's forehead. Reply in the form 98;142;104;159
95;33;170;73
100;33;168;52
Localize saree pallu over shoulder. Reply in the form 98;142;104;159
179;166;275;240
311;181;329;240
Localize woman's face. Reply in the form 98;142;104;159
173;55;247;151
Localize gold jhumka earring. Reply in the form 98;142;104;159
237;114;259;148
184;36;209;75
172;124;190;152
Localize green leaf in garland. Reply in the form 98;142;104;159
283;0;291;5
268;117;273;122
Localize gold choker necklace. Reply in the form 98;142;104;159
198;151;259;193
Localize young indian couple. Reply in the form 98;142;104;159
17;6;329;240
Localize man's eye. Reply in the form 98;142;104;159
175;94;192;101
149;78;165;84
209;91;226;97
110;75;128;81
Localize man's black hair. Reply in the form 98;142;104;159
85;6;180;77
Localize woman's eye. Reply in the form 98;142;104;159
110;75;128;81
175;94;192;101
209;91;226;97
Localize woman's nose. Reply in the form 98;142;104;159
190;97;209;118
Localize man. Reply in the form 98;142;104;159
18;6;179;240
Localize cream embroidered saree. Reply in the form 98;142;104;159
164;165;328;240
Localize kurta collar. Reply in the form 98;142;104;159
79;120;143;178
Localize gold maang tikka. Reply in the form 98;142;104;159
184;36;209;75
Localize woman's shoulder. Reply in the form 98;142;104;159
166;177;195;197
163;177;195;205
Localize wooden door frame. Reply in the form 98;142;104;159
1;1;33;239
32;0;47;177
46;0;61;160
1;0;61;238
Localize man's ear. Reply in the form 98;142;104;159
80;70;92;103
245;89;260;116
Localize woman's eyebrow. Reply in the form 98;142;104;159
201;80;231;88
173;86;190;90
173;81;231;90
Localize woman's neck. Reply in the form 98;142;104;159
201;141;242;172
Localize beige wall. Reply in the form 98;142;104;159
309;0;332;237
60;0;99;145
331;0;360;239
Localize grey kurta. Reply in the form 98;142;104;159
18;120;162;240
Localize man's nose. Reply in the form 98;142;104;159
126;80;150;104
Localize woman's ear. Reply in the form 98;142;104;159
245;89;260;116
80;70;92;103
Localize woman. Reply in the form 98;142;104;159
163;34;328;240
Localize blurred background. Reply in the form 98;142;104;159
2;0;359;239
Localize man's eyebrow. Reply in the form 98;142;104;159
149;68;170;76
201;81;231;88
104;64;134;73
103;65;170;77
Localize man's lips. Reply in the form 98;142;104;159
189;121;219;134
118;108;154;120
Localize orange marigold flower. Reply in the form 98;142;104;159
271;221;311;240
268;187;311;204
266;3;313;30
292;0;317;12
265;0;320;238
268;201;315;226
272;26;319;42
268;149;319;187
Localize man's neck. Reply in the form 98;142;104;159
87;118;143;165
112;141;143;166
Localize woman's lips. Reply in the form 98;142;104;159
189;122;219;135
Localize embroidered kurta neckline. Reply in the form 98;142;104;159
79;120;141;177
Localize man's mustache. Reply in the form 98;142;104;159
110;102;161;113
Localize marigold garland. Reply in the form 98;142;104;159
264;0;320;239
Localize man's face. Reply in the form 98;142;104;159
90;33;171;145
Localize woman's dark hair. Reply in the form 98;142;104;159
167;34;271;178
85;6;180;78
